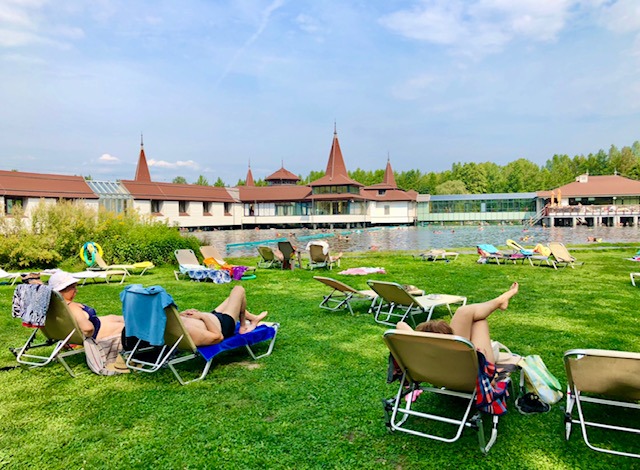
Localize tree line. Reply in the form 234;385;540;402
179;140;640;195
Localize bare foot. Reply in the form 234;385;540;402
239;311;268;334
497;282;519;310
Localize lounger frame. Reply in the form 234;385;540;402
313;276;376;315
367;280;466;327
564;349;640;459
11;290;85;377
125;305;279;385
383;330;503;454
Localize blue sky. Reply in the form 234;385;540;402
1;0;640;185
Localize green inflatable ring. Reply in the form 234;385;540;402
240;274;257;280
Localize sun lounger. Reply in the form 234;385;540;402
257;246;282;269
477;244;519;265
0;268;23;285
174;249;231;282
564;349;640;458
631;273;640;287
367;280;466;327
307;241;342;270
93;251;154;276
11;286;85;377
121;286;279;385
200;245;255;273
548;242;582;269
383;329;508;453
414;249;459;262
313;276;377;315
277;241;301;270
506;239;556;268
71;269;128;285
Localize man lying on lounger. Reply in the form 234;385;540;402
179;286;268;346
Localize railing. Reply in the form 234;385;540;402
548;205;640;217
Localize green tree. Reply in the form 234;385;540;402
194;175;209;186
433;180;467;195
173;176;187;184
213;177;225;187
503;159;543;192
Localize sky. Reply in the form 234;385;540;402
1;0;640;185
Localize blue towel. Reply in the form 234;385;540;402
197;323;277;361
120;285;175;346
478;244;500;254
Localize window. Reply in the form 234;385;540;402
5;197;25;215
203;202;212;215
224;202;231;215
151;200;162;214
378;190;386;196
178;201;189;215
384;205;390;215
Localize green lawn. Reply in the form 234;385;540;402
0;247;638;469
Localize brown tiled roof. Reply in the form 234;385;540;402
238;185;311;202
538;175;640;197
266;166;300;182
121;180;236;202
245;168;255;187
360;188;416;202
135;145;151;182
310;131;363;187
0;170;98;199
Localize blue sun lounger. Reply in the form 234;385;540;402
121;285;279;385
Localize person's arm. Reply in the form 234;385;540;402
184;310;224;345
68;303;95;338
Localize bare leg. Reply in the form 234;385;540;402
96;315;125;340
213;286;247;323
449;283;518;363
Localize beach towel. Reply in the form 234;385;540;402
338;267;386;275
12;284;52;327
120;285;175;346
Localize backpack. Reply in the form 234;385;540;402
519;355;563;405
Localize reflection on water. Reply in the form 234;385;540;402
195;225;639;257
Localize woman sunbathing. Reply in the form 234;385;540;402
397;282;519;364
49;271;125;340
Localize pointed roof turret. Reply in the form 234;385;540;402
309;127;362;187
134;134;151;182
245;162;255;187
382;157;397;188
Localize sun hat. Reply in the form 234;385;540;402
48;271;78;292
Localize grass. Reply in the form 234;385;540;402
0;247;639;469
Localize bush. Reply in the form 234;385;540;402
0;200;200;269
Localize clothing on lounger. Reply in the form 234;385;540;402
120;284;175;346
12;284;52;327
212;311;236;339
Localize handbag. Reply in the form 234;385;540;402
519;355;563;405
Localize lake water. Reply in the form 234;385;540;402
196;225;640;257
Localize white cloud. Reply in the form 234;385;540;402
148;159;199;169
380;0;577;57
599;0;640;34
295;14;322;34
99;153;119;163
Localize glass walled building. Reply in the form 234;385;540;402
417;192;539;225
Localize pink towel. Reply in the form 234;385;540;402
338;267;386;275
